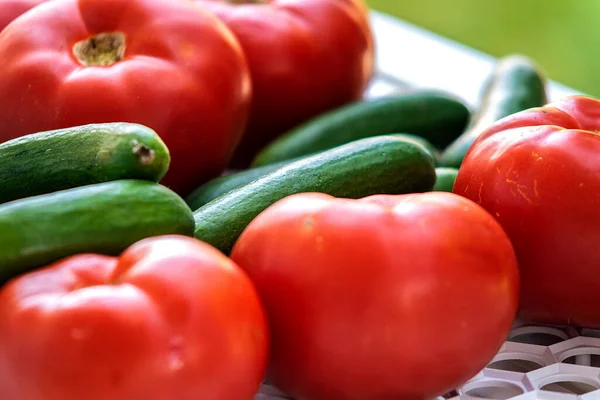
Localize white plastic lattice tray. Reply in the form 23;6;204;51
254;10;590;400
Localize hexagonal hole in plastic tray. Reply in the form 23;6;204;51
459;368;532;399
460;379;526;399
526;363;600;396
549;337;600;368
507;325;579;347
579;328;600;339
487;342;558;373
510;391;579;399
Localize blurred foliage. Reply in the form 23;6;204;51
366;0;596;96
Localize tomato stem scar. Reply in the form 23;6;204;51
73;32;126;67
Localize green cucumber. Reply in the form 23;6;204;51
251;91;470;167
439;55;547;168
0;180;194;282
392;134;440;165
187;134;440;209
194;135;436;254
0;123;170;204
433;167;459;192
186;158;302;210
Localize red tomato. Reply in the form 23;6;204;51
231;192;519;400
0;0;46;31
0;235;269;400
0;0;252;195
454;95;600;328
194;0;375;166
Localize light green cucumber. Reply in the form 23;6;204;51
433;167;459;192
439;55;547;167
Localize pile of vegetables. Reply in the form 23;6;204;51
0;0;595;399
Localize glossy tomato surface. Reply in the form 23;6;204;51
0;235;268;400
0;0;46;31
231;192;519;400
0;0;252;194
454;95;600;328
195;0;375;166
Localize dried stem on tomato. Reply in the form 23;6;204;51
73;32;126;66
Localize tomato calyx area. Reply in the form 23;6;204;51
73;32;126;67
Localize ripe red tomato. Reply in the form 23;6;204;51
0;235;269;400
454;95;600;328
195;0;375;166
0;0;252;194
0;0;46;31
231;192;519;400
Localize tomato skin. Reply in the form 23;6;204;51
195;0;375;166
231;192;519;400
454;95;600;328
0;0;46;31
0;0;252;195
0;235;269;400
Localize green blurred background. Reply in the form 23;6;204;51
366;0;595;96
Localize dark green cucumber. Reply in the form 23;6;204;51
433;167;459;192
186;157;303;210
251;91;470;167
0;180;194;282
194;135;436;254
392;134;440;165
187;134;440;209
0;123;170;204
439;55;547;168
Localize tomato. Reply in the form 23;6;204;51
194;0;375;167
454;95;600;328
0;0;46;32
0;0;252;195
231;192;519;400
0;235;269;400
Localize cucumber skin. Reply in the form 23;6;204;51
391;134;440;165
433;167;459;192
439;55;547;168
187;134;440;209
251;91;470;167
186;158;301;210
0;123;170;204
194;136;437;254
0;180;194;282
